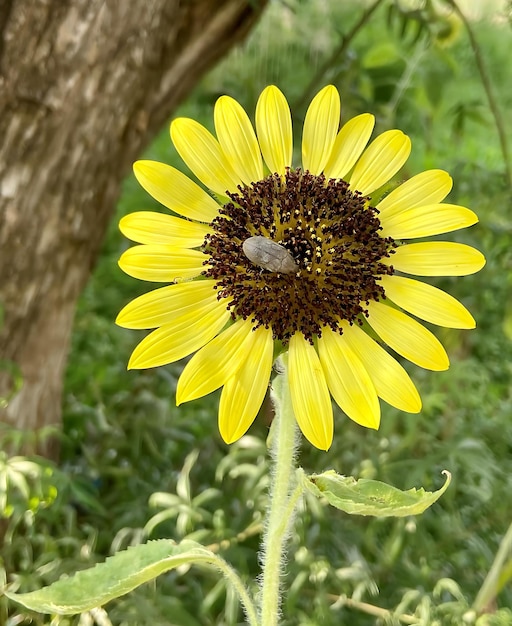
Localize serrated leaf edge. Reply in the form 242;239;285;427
4;539;216;614
300;469;451;517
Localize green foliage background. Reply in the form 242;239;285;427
2;0;512;624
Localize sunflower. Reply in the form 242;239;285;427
116;85;485;450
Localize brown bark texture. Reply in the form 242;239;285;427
0;0;266;458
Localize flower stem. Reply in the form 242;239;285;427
473;518;512;613
258;357;300;625
206;554;259;626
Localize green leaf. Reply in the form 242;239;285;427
301;469;451;517
362;42;401;68
4;539;220;615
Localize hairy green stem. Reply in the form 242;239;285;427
205;553;259;626
258;359;300;625
447;0;512;188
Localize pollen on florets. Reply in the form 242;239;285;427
202;169;396;343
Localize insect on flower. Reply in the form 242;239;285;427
242;236;298;274
117;84;486;451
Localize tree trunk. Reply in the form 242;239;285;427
0;0;266;459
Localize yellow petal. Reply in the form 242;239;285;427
349;130;411;196
366;301;449;371
118;245;206;282
127;302;230;369
318;327;380;429
380;275;475;329
214;95;263;184
219;326;274;444
376;169;453;219
302;85;341;175
342;322;421;413
133;160;220;222
323;113;375;180
385;242;486;276
255;85;293;175
116;280;219;329
379;203;478;239
119;212;211;247
288;332;333;450
177;318;256;404
170;118;241;195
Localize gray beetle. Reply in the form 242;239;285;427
242;236;298;274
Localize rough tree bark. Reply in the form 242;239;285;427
0;0;267;459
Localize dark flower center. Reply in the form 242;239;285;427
202;169;395;343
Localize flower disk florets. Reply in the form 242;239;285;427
202;169;396;343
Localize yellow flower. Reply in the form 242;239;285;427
116;86;485;451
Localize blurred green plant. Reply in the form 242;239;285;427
0;453;57;520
